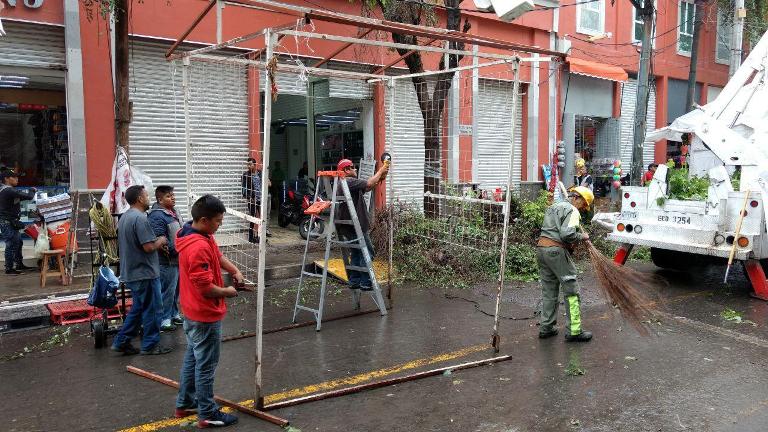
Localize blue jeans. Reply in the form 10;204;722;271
159;265;180;322
0;221;23;271
112;278;163;351
346;232;374;288
176;319;222;419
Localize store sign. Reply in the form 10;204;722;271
3;0;44;9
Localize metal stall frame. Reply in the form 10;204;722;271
161;0;566;415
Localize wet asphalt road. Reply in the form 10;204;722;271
2;260;768;432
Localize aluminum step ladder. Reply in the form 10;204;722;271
292;170;388;331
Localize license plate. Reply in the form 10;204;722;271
657;215;692;225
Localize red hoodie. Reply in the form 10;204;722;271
176;222;227;323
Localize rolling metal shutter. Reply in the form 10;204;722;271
620;78;657;171
385;79;426;206
327;61;373;99
0;21;65;69
128;42;189;214
129;41;249;228
475;79;523;191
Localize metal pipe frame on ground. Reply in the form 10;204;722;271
125;366;289;427
262;355;513;410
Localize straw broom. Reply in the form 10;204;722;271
581;230;659;336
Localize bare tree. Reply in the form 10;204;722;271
368;1;471;214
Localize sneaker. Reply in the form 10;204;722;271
565;331;593;343
16;264;37;271
175;406;198;418
266;229;272;237
172;316;184;326
160;320;176;332
538;328;559;339
140;345;174;355
110;343;140;356
5;269;23;275
198;410;238;428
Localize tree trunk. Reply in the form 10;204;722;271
686;1;704;113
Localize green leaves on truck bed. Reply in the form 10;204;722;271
666;168;710;201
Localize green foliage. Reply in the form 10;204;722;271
387;192;548;288
631;246;651;262
666;168;709;201
731;169;741;191
1;327;72;362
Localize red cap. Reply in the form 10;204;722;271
337;159;354;171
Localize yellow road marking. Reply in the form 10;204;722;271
118;344;488;432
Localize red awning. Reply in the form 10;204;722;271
566;57;628;82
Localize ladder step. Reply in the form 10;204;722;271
345;265;370;272
330;239;363;247
295;305;320;314
333;220;354;225
301;271;323;278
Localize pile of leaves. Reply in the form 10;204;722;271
666;168;710;201
371;191;550;289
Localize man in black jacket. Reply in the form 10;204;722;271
0;169;36;275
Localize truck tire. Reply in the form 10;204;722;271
650;248;702;270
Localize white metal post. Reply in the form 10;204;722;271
254;29;275;409
491;58;521;353
183;57;193;215
387;78;395;302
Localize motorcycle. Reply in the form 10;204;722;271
277;178;326;240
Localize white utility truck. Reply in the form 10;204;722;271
593;30;768;300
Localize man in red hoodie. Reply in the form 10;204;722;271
174;195;243;428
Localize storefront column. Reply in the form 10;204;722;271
247;64;261;162
373;82;386;209
78;1;116;189
526;54;539;181
64;0;87;190
458;68;473;183
654;75;668;164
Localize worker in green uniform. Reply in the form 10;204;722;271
536;186;594;342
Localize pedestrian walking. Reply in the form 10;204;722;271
148;185;183;331
0;169;36;275
110;185;172;356
174;194;243;428
536;186;594;342
335;159;388;290
241;157;271;243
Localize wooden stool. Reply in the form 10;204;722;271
41;249;69;288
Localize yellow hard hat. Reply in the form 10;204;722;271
576;158;586;169
571;186;594;206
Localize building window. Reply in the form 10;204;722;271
716;7;732;64
678;0;695;55
577;0;604;36
632;1;656;44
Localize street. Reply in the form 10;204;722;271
2;260;768;432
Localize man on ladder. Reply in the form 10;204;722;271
335;159;389;290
